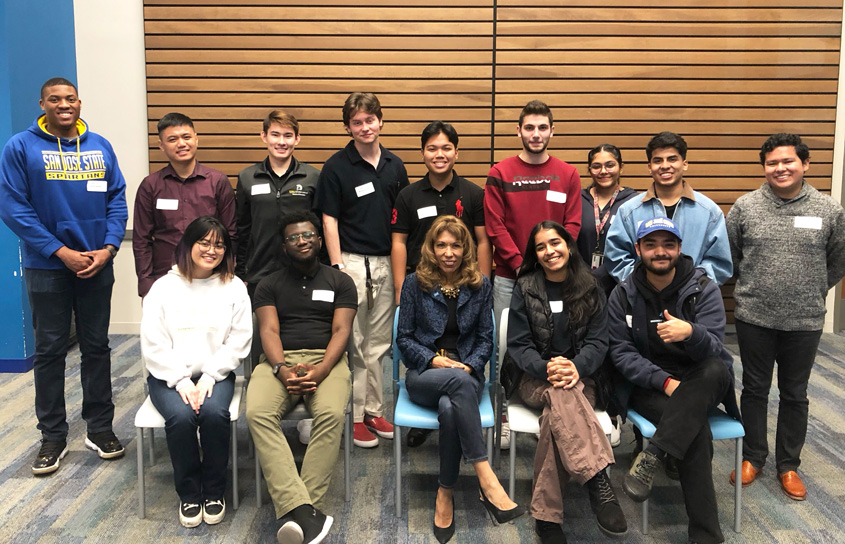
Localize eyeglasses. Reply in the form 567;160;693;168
284;231;317;244
589;161;619;172
196;239;225;251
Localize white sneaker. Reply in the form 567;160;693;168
500;421;511;450
609;416;621;447
297;419;313;445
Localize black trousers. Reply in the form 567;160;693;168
629;357;732;544
735;319;822;473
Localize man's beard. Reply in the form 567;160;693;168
522;135;549;155
643;254;678;276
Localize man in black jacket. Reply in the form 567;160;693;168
607;217;738;544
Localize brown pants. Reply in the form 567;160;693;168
518;376;614;524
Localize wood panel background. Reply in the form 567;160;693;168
143;0;844;320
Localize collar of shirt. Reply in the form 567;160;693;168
344;140;390;169
641;180;696;203
419;171;459;193
162;161;206;183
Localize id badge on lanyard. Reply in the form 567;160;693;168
591;252;603;270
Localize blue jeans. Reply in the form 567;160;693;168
25;266;115;441
492;275;515;332
406;367;485;488
148;373;235;502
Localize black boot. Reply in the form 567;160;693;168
586;469;627;536
535;519;567;544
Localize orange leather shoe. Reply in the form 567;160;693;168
730;460;761;487
779;471;807;501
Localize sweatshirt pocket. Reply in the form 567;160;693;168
56;218;107;252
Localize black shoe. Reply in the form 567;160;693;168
31;439;68;475
294;504;333;544
85;430;125;459
624;451;659;502
179;502;202;528
535;519;567;544
407;427;432;448
433;491;455;543
586;470;627;536
479;487;525;525
664;455;680;480
203;498;225;525
276;512;304;544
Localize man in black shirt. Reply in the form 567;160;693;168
246;211;357;544
314;92;409;448
236;110;321;297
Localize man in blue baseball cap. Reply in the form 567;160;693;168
606;216;739;544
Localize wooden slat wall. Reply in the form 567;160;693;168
144;0;843;321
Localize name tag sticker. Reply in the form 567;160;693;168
156;198;179;210
417;205;437;219
610;214;616;224
355;182;375;198
312;289;335;302
87;180;107;192
546;190;566;204
549;300;563;313
794;216;822;230
626;315;633;328
251;183;271;196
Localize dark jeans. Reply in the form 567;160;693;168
735;319;822;473
25;266;115;441
406;367;486;488
629;357;732;544
148;373;235;503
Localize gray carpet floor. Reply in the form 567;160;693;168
1;330;844;543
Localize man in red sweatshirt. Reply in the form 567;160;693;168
484;100;582;325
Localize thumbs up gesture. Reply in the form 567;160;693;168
656;309;693;343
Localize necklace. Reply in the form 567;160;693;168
440;285;460;299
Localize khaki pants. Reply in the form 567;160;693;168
341;252;394;421
246;350;351;518
519;376;614;524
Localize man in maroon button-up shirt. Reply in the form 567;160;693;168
132;112;236;297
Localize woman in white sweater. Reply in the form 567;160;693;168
141;215;252;528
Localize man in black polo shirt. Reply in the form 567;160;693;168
391;120;491;302
236;110;321;297
314;92;409;448
246;210;357;544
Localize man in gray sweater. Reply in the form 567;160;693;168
726;133;845;501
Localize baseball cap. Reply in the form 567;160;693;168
636;217;682;242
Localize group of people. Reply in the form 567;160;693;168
0;76;843;544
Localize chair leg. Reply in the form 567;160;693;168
735;437;742;533
149;428;155;465
232;420;239;510
486;426;493;462
641;437;649;535
394;424;402;518
255;444;263;508
344;409;352;502
508;431;517;500
493;387;504;466
137;427;145;519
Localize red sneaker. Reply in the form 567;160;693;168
353;422;379;448
364;416;394;439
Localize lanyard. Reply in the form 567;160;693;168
592;187;620;246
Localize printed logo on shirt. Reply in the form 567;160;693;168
42;150;106;181
288;183;309;197
500;174;561;192
391;208;398;225
455;198;464;218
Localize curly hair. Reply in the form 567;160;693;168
415;215;483;292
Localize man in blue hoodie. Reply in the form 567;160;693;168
0;77;128;475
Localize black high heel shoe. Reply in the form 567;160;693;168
433;493;455;543
479;487;526;525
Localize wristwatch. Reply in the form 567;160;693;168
332;263;345;270
103;244;118;259
271;362;285;376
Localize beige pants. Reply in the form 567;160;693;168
519;376;614;524
245;350;351;518
341;252;394;421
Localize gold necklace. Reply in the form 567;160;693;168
440;285;460;299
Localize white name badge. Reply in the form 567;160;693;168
626;315;633;328
546;190;566;204
156;198;179;210
794;216;822;230
417;205;437;219
610;214;616;224
549;300;563;314
87;180;107;192
355;182;375;198
312;289;335;302
251;183;271;196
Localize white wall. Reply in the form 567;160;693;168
73;0;147;333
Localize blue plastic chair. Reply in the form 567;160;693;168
626;407;745;534
392;307;497;518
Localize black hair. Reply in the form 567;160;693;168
646;131;688;160
174;216;234;281
519;100;553;127
280;210;321;237
40;77;77;98
421;121;459;148
157;112;195;135
587;143;623;166
759;133;810;164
